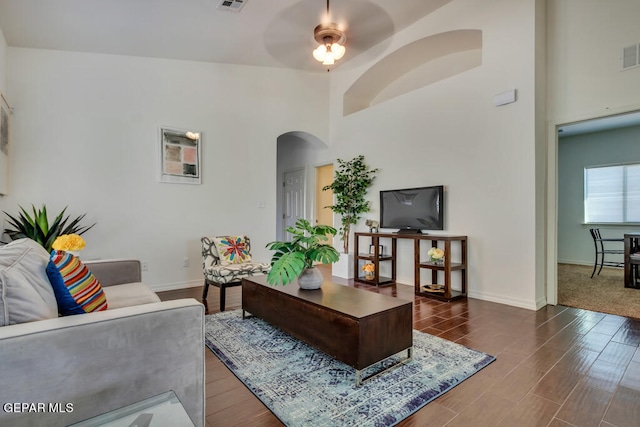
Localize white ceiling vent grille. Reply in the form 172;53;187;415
217;0;246;13
622;43;639;70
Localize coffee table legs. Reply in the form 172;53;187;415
355;347;413;387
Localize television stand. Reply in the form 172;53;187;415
394;229;424;234
354;232;467;302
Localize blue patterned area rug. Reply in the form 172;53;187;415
205;310;495;427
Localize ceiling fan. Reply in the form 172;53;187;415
311;0;346;65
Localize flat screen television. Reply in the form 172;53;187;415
379;185;444;233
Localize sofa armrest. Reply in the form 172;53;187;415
84;259;142;287
0;299;205;427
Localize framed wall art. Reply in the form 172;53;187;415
369;244;383;256
158;127;202;184
0;93;10;195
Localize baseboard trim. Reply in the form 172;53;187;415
557;259;593;267
467;290;541;311
150;280;202;292
396;279;543;311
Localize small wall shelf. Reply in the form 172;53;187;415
354;232;467;302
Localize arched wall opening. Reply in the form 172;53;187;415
343;29;483;116
276;131;329;240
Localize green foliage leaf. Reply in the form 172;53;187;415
307;245;340;265
266;251;306;285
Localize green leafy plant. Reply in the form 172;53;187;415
3;204;96;252
322;155;379;254
266;218;340;285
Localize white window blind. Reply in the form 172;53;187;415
585;163;640;223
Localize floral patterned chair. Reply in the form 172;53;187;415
201;236;270;312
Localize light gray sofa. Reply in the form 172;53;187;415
0;239;205;427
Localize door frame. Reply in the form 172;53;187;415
546;104;640;305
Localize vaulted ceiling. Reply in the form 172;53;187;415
0;0;451;71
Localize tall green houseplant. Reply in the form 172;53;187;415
323;155;379;254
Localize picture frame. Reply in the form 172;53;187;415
158;127;202;184
0;93;10;195
369;244;383;256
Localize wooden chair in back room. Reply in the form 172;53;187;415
589;228;624;278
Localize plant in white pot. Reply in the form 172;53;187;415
266;218;340;289
322;155;379;254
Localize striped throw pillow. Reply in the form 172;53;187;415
46;250;108;315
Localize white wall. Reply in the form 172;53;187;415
6;48;329;290
0;24;8;215
0;26;6;98
320;0;543;309
558;125;640;264
547;0;640;122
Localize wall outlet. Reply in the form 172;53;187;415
183;258;189;267
141;261;149;271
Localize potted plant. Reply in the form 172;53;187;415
323;155;379;254
3;204;95;252
266;218;340;289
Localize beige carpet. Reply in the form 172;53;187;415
558;263;640;319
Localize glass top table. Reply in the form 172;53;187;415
69;391;195;427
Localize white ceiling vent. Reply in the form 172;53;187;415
217;0;246;13
622;43;639;70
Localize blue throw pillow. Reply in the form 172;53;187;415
46;260;84;315
46;251;108;316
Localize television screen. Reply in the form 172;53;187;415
380;186;444;233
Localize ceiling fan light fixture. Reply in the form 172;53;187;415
313;44;327;62
331;42;345;60
312;22;346;66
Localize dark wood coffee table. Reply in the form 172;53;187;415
242;275;413;385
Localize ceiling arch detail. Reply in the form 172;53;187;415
343;30;483;116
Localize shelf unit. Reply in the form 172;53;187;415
353;232;396;286
354;232;468;301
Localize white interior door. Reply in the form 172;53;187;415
282;168;305;241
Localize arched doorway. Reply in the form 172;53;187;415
275;131;329;240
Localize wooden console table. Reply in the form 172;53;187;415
242;276;413;385
354;232;468;302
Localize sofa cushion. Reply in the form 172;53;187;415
213;236;252;265
0;238;59;326
47;250;108;315
204;262;270;284
101;282;161;309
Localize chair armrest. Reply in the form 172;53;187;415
0;299;205;427
84;259;141;287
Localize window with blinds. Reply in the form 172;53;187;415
584;163;640;223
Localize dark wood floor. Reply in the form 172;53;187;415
158;268;640;427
